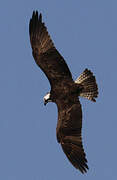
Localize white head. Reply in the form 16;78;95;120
43;92;51;105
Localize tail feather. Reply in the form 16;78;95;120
75;69;98;102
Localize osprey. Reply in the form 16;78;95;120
29;11;98;173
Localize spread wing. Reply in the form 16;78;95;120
56;99;89;173
29;11;73;87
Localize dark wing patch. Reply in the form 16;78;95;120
29;11;73;86
56;100;89;173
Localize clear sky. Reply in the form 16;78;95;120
0;0;116;179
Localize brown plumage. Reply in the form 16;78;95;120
29;11;98;173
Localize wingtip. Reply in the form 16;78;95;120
61;140;89;174
31;10;42;22
29;10;43;35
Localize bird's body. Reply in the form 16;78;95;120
29;11;98;173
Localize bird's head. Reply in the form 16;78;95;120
43;92;52;106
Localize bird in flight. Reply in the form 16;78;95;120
29;11;98;173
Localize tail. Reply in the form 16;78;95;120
75;69;98;102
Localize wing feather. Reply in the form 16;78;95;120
29;11;73;87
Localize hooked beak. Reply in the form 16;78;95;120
44;100;48;106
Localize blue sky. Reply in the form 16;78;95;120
0;0;117;179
